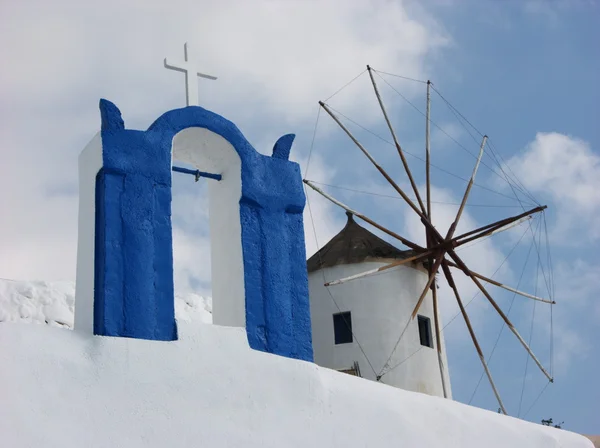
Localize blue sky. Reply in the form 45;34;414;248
0;0;598;435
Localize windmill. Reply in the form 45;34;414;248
304;66;555;415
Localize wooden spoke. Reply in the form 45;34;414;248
411;253;445;319
446;136;487;239
366;65;426;215
424;80;448;396
453;205;547;246
445;260;555;304
324;251;432;286
460;215;533;242
425;80;432;221
303;180;425;251
441;263;507;414
445;249;553;382
431;278;450;398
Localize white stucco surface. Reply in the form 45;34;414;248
0;279;212;328
309;261;452;398
74;132;103;334
172;127;245;328
0;321;591;448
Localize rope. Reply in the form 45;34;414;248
324;104;536;206
543;212;556;300
550;301;555;378
375;73;532;193
430;84;539;205
486;143;553;307
371;68;428;84
433;91;538;205
304;180;526;208
468;225;536;404
304;106;321;179
528;214;553;303
480;135;552;302
324;69;367;102
523;380;552;419
378;313;414;378
518;224;542;417
304;186;379;377
542;212;556;377
486;140;539;205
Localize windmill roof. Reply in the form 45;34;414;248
307;212;414;272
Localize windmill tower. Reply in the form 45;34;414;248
308;211;452;398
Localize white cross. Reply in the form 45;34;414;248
164;43;217;107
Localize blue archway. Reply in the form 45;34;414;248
95;100;313;362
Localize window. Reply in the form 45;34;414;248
417;315;433;348
333;311;353;345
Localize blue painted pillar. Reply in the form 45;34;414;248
239;137;313;361
94;101;176;340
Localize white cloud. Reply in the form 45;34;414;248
0;0;449;124
541;259;599;375
505;132;600;244
172;227;211;296
0;0;448;284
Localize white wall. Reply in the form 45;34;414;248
309;261;452;398
171;128;244;328
0;322;590;448
74;132;103;334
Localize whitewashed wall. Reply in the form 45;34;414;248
74;132;103;334
2;322;590;447
309;261;452;398
171;128;244;328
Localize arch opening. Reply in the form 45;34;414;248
171;127;245;328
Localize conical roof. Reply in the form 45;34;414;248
307;212;414;273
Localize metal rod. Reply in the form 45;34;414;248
453;205;547;247
411;253;445;319
446;136;487;239
303;180;425;251
444;260;555;304
324;251;432;286
367;65;426;215
441;263;507;414
172;165;222;181
445;249;554;382
431;279;449;398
